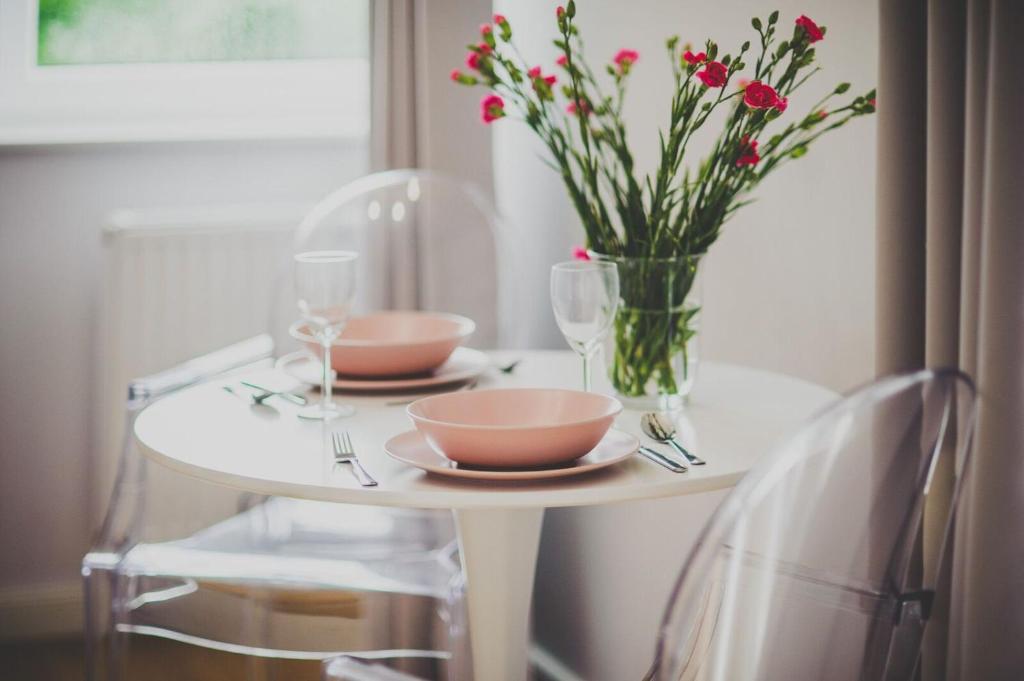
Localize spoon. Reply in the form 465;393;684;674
641;413;705;466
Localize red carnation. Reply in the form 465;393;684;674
682;50;707;65
556;5;565;18
613;49;639;73
480;24;492;36
696;61;728;88
466;51;481;70
480;94;505;124
572;246;591;261
556;54;568;67
736;135;760;167
493;14;506;24
449;68;462;82
774;96;788;113
795;15;824;43
743;81;779;109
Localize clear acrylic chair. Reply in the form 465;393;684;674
272;168;523;354
83;336;465;680
83;170;514;680
646;368;976;681
322;655;429;680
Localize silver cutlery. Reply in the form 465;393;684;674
240;380;308;406
641;412;705;466
331;431;377;487
638;445;688;473
222;385;253;403
498;358;522;374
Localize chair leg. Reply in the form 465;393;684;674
83;564;116;681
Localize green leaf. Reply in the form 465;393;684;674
666;35;679;50
776;40;789;57
834;82;851;94
790;145;808;158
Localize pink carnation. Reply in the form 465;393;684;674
613;49;639;73
480;94;505;124
572;246;591;261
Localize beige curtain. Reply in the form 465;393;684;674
371;0;420;170
876;0;1024;679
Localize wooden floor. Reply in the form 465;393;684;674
0;637;557;681
0;636;322;681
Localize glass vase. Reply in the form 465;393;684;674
594;254;702;411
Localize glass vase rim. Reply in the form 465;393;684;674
587;250;702;264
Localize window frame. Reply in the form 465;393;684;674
0;0;370;145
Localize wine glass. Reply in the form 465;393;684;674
550;260;620;391
294;250;359;420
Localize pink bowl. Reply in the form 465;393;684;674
406;388;623;467
292;312;475;378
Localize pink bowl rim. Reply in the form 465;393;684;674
289;311;475;348
406;388;624;432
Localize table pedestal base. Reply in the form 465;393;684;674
454;507;545;681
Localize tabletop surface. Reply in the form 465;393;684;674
133;350;838;510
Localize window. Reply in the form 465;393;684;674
0;1;371;144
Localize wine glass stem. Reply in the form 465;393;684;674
582;351;592;392
321;338;333;411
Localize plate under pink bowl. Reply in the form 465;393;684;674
406;388;623;468
291;311;475;378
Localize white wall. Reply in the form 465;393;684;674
0;139;367;620
491;1;878;677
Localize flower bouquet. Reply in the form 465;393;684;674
452;4;875;406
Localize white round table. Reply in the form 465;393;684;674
134;350;836;681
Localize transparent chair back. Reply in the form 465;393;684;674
648;369;976;681
271;169;522;355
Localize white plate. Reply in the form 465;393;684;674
276;346;490;392
384;429;639;480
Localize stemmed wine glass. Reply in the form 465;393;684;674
550;260;620;391
294;250;359;420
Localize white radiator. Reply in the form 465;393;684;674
93;204;304;521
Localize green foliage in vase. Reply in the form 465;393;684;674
452;4;875;260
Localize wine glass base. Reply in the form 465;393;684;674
297;403;356;420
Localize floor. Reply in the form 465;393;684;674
0;637;554;681
0;637;322;681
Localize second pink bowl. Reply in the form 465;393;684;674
293;311;475;377
407;388;623;467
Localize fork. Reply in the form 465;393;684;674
331;432;377;487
